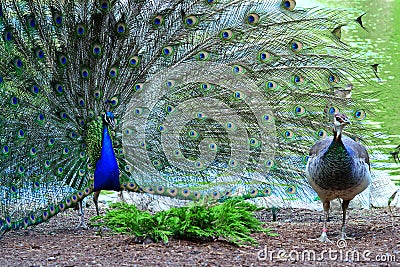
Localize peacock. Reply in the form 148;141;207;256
306;113;371;242
0;0;378;236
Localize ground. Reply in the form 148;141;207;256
0;205;399;267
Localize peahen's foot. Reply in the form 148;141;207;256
317;232;332;243
75;219;88;230
339;232;353;240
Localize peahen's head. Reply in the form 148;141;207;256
103;111;116;129
333;113;351;138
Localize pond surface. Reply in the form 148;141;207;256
304;0;400;145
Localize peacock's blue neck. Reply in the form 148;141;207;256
93;124;120;191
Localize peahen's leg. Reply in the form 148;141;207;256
93;191;101;216
76;200;88;229
340;199;351;240
318;200;332;242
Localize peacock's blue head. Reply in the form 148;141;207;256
103;111;116;129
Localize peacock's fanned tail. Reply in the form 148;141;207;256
0;0;377;232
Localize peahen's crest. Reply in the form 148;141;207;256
0;0;378;233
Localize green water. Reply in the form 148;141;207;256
306;0;400;147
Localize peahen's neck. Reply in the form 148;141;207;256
323;133;352;167
93;124;120;191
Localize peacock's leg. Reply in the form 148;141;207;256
318;200;332;242
93;191;101;216
76;200;88;229
340;199;351;240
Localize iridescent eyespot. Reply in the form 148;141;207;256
184;15;199;27
91;43;103;57
162;46;174;56
35;48;45;59
290;40;303;53
282;0;296;11
110;96;119;106
293;105;306;116
209;143;217;151
293;75;304;84
58;54;67;66
36;113;45;123
14;58;23;69
134;108;143;116
108;66;119;78
266;81;278;91
283;130;294;139
48;138;55;146
4;29;13;42
55;83;64;95
99;0;111;12
327;106;339;115
232;65;246;75
30;84;40;95
196;51;210;61
17;129;25;139
26;16;36;28
228;159;238;168
94;90;101;99
158;124;167;132
249;138;260;147
80;67;90;78
164;80;175;89
200;83;213;92
316;129;328;139
60;111;68;120
53;13;63;27
10;96;19;107
328;73;340;84
264;160;275;168
246;13;260;25
195;112;206;120
194;161;203;169
232;91;245;101
286;185;297;194
18;165;25;174
220;29;234;41
258;51;271;63
29;147;37;157
188;130;199;139
76;24;86;37
225;122;236;131
262;113;274;123
134;83;143;92
263;187;272;196
129;55;140;68
152;15;164;27
115;22;127;35
354;110;366;120
165;105;174;114
77;97;85;107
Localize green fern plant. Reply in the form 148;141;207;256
90;198;277;246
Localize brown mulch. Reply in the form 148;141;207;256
0;205;399;267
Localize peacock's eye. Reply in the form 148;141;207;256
335;116;341;122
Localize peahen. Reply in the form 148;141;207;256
306;113;371;242
0;0;378;235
